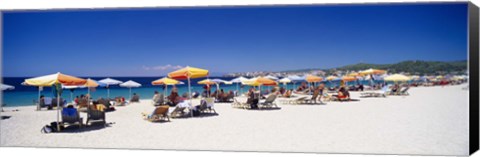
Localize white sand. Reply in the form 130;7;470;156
0;85;469;156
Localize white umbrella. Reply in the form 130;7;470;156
1;84;15;91
120;80;141;100
288;75;305;89
1;84;14;112
230;76;248;96
265;75;279;80
99;78;123;98
279;77;292;88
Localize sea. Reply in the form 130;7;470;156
1;77;387;107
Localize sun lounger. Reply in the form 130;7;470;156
170;106;187;118
86;108;106;126
260;94;279;108
204;97;216;113
361;86;390;98
61;110;83;128
280;96;308;104
231;98;250;109
144;106;170;122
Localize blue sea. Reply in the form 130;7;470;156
2;77;390;107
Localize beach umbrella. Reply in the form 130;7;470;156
24;72;86;131
98;78;123;99
326;76;340;81
342;76;357;82
168;66;209;117
1;84;14;112
305;75;323;83
347;72;361;77
152;77;183;96
279;77;292;88
241;77;277;98
359;68;387;75
384;74;411;82
265;75;279;80
230;76;248;96
1;83;14;91
287;75;305;89
198;79;226;98
120;80;142;101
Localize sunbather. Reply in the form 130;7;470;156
130;93;140;102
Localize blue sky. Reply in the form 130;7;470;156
2;3;468;77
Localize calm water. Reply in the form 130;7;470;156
2;77;390;106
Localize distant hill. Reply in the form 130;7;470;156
280;60;467;75
333;60;467;75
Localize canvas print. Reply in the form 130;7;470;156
0;2;473;156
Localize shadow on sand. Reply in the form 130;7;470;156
56;122;113;133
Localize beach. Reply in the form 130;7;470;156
0;85;469;156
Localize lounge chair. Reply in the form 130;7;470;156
144;106;170;122
36;97;53;111
396;87;410;96
152;94;165;106
361;86;390;98
260;94;279;108
204;97;216;113
232;98;250;109
303;91;322;104
170;106;187;118
61;110;83;128
86;108;106;126
281;96;308;104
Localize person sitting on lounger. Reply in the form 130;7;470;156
167;90;180;107
247;88;259;109
333;87;350;101
279;87;286;95
62;104;78;117
130;93;140;103
283;89;292;98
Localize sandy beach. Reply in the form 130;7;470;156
0;85;469;156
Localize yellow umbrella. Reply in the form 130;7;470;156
24;72;86;131
152;77;181;85
326;76;339;81
168;66;209;80
152;77;183;96
342;76;357;82
168;66;208;117
347;72;361;77
25;72;87;86
359;68;387;75
384;74;411;82
197;79;217;85
305;75;323;83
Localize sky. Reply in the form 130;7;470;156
2;3;468;77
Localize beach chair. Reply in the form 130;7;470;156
152;94;165;106
397;87;410;96
287;96;308;104
302;92;321;104
232;98;250;109
170;106;187;118
144;106;170;122
205;97;216;113
86;108;106;126
260;94;278;108
361;86;390;98
61;111;83;128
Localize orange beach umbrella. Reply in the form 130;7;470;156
305;75;323;83
24;72;86;131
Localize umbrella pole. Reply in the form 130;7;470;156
56;87;61;132
188;77;193;117
107;86;110;99
37;87;41;111
129;88;132;101
70;91;73;103
236;83;239;97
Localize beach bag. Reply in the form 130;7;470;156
41;125;52;134
192;109;201;117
